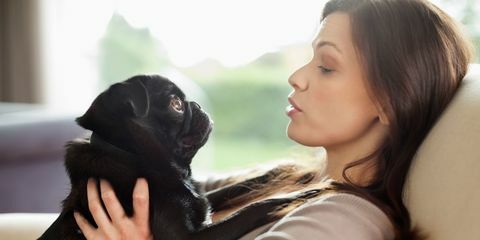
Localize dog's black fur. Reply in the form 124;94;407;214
38;75;320;240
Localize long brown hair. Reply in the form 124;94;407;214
320;0;474;239
212;1;474;239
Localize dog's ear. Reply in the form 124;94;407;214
76;78;150;131
121;79;150;118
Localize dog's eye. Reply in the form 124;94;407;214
170;95;184;113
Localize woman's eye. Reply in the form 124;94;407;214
318;66;334;74
169;95;184;113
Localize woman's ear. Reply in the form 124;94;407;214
378;108;390;125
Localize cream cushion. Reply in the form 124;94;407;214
404;63;480;239
0;213;58;239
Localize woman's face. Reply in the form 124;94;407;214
286;12;381;148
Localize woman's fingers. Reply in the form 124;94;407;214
77;178;152;240
132;178;150;230
73;211;96;239
86;178;113;230
99;178;127;225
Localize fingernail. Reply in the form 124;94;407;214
87;178;95;185
137;178;146;184
100;178;106;188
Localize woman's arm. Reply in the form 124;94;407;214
73;178;152;240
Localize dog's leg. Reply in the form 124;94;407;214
192;189;323;240
148;187;322;240
149;197;292;240
205;175;274;210
206;164;300;210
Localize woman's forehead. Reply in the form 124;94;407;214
313;12;354;56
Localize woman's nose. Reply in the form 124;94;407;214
288;66;308;91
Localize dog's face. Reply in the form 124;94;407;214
76;75;212;164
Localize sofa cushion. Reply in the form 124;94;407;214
404;64;480;239
0;213;58;239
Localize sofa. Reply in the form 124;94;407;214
0;105;86;239
0;105;87;213
0;64;479;240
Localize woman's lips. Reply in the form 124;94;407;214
286;98;302;116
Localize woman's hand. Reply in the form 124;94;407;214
73;178;153;240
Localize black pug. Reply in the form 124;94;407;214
38;75;321;240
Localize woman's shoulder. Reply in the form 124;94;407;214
308;192;393;226
242;192;395;240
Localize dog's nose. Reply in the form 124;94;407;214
191;101;201;109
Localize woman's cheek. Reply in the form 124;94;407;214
333;110;376;143
307;107;360;147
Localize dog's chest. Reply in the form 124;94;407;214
179;180;213;227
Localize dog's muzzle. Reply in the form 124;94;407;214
177;101;212;148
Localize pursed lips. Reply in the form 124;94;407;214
286;97;303;116
288;98;303;112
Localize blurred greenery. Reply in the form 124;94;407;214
207;138;293;170
98;14;170;89
199;70;292;142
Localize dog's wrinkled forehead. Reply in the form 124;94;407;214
136;75;186;101
126;75;187;117
76;75;185;133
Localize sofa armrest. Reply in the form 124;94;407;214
0;103;87;213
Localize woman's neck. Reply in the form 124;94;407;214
324;118;388;185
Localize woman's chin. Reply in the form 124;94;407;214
286;123;296;140
287;126;311;146
287;125;327;147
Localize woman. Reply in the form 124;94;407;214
74;0;474;239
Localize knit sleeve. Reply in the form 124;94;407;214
251;193;395;240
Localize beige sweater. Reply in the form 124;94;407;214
239;193;395;240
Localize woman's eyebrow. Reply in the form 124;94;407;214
312;40;343;54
